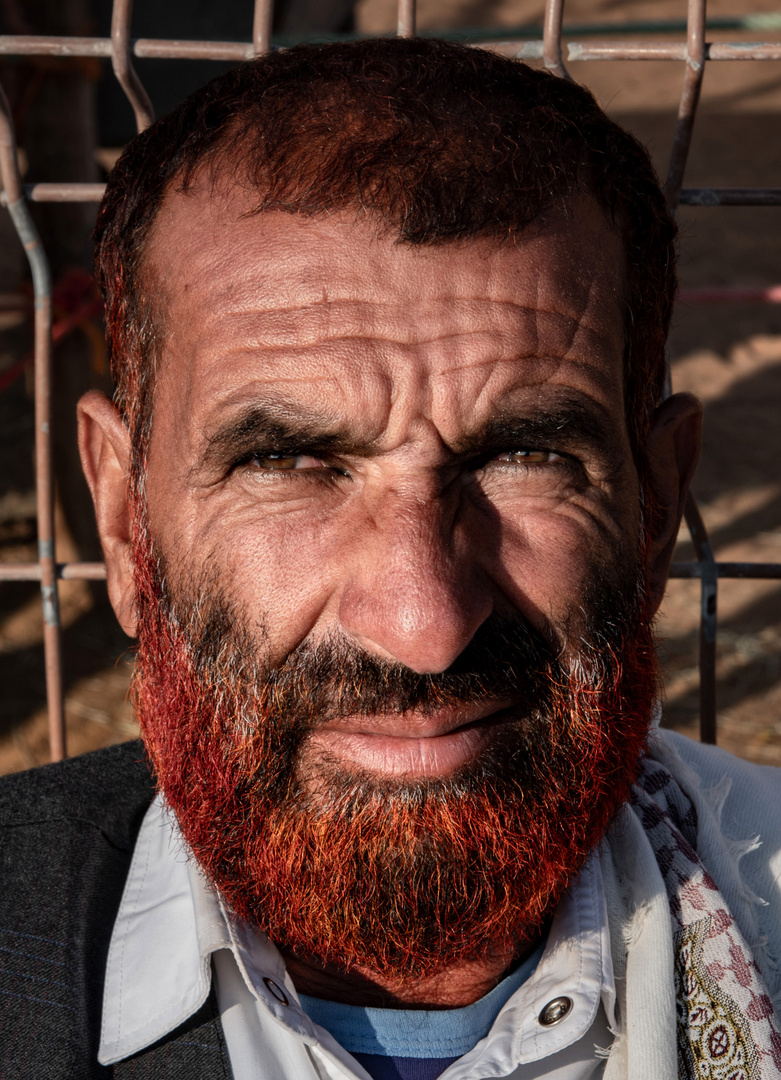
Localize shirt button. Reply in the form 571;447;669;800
263;976;290;1006
538;996;573;1026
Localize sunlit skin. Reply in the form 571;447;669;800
78;178;701;1006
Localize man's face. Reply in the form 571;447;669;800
80;179;700;986
142;186;640;774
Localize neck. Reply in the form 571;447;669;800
279;935;541;1009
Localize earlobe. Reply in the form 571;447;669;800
77;390;138;637
644;391;703;612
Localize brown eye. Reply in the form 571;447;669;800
256;454;298;470
496;450;556;465
251;453;324;471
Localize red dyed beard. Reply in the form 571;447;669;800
130;518;658;984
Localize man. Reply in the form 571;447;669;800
1;37;779;1080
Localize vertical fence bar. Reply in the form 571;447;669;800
543;0;571;80
684;495;718;743
252;0;274;56
0;86;66;760
665;0;707;205
397;0;416;38
664;0;717;743
111;0;154;133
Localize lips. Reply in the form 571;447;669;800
305;701;516;777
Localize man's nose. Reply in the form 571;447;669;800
337;488;493;674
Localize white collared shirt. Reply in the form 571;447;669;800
99;796;617;1079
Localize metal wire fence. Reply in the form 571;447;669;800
0;0;779;760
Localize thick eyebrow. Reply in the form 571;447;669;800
198;397;623;475
198;403;373;472
453;400;621;462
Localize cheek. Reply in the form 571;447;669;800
156;475;641;661
485;499;639;633
188;505;357;656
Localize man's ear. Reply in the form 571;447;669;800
77;390;138;637
644;391;703;613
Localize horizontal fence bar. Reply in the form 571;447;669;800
0;562;107;581
0;184;105;204
23;183;105;203
681;188;781;206
708;41;781;60
669;563;781;579
2;561;778;583
1;35;780;63
568;41;781;61
7;183;780;208
567;40;687;60
0;35;252;60
679;285;781;303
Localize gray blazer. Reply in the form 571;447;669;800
0;741;232;1077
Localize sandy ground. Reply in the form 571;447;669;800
0;0;780;773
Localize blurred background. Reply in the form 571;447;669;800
0;0;780;773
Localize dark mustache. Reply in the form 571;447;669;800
181;595;560;722
258;614;560;724
172;542;640;731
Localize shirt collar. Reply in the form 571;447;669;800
99;794;616;1067
99;796;226;1063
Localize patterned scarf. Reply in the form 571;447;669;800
632;760;781;1080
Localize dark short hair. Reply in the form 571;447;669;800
94;37;676;476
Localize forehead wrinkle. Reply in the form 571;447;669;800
188;294;619;356
190;339;623;455
147;205;629;465
429;350;628;449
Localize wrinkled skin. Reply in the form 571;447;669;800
79;183;701;1006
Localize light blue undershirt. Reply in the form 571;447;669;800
299;939;545;1060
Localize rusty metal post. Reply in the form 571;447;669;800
111;0;154;133
543;0;572;80
397;0;416;38
0;85;66;760
665;0;707;206
253;0;274;56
